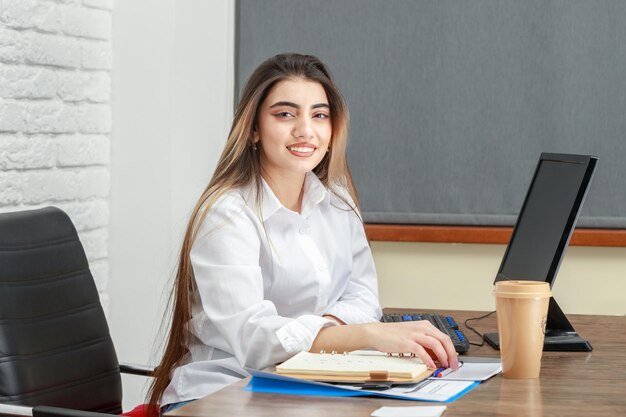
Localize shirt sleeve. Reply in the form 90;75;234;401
324;202;383;325
190;197;337;370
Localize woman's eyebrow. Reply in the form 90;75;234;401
269;101;299;109
269;101;330;109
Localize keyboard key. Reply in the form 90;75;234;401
445;316;458;329
455;330;465;341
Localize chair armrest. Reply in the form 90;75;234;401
119;362;156;377
0;403;33;416
32;406;117;417
0;404;121;417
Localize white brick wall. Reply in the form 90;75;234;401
0;0;113;312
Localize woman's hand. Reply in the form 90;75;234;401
363;321;459;370
311;319;459;370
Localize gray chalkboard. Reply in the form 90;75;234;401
237;0;626;228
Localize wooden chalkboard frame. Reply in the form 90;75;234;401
364;224;626;247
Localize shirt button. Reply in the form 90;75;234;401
299;225;310;234
317;263;327;272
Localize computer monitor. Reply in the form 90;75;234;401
483;152;597;352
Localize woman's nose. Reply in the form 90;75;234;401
293;117;314;139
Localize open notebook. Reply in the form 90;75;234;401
275;350;434;384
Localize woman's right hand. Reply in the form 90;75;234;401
362;321;459;370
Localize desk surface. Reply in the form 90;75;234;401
167;309;626;417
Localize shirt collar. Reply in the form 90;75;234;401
300;172;330;217
259;172;330;221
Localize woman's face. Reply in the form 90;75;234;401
253;78;332;181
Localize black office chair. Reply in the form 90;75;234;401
0;207;155;417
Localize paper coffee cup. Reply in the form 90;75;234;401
494;280;551;379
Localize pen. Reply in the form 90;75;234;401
436;367;455;378
435;361;464;378
359;382;394;391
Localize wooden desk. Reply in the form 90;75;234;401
167;310;626;417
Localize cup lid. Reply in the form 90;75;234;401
494;280;551;298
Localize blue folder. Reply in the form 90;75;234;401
245;369;479;403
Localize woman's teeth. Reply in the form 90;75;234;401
288;146;314;153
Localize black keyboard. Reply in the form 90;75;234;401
381;312;470;353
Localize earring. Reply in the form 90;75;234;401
326;147;330;153
252;142;257;151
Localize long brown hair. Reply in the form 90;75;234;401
147;53;359;413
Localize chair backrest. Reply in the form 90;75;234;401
0;207;123;414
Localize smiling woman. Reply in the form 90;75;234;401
146;53;458;415
253;78;332;211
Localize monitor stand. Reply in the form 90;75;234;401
483;297;593;352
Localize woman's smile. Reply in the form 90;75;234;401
287;143;317;156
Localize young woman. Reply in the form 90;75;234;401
148;53;458;413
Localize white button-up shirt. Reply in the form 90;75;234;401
161;172;382;405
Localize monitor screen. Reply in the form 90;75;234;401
495;154;597;287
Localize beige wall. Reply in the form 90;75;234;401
372;241;626;316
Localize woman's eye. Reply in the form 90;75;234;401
274;112;293;118
313;113;329;119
